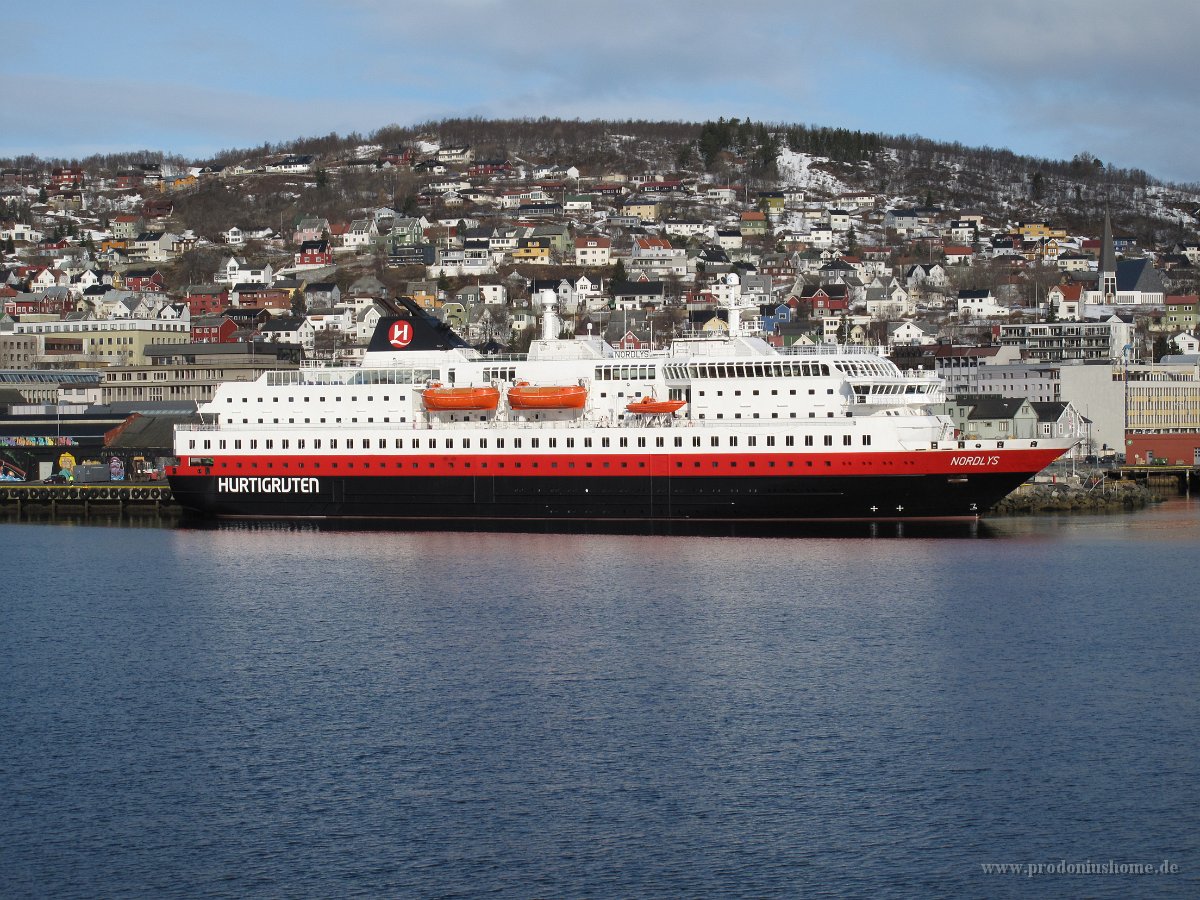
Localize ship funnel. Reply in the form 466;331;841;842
727;305;741;338
538;289;559;340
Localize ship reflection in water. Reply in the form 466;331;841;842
4;499;1195;897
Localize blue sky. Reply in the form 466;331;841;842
4;0;1198;184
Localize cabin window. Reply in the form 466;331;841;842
824;436;833;446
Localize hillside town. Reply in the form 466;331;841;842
3;127;1200;479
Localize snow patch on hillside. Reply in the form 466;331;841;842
353;144;382;159
776;149;852;195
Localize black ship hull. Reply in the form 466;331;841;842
168;468;1040;526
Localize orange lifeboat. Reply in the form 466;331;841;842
507;381;587;410
626;396;687;415
422;384;500;412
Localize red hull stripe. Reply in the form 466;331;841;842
171;448;1064;479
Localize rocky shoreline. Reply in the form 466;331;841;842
990;479;1158;515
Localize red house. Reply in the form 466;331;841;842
185;285;230;316
191;315;239;343
234;286;292;311
295;239;332;267
141;198;174;223
115;172;146;191
51;167;86;189
122;269;164;292
796;285;849;318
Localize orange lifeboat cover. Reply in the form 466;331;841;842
423;385;501;411
626;397;687;414
507;383;588;410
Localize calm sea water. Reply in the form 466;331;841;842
2;501;1198;898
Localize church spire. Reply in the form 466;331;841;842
1100;208;1117;301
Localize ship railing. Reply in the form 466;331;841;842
175;423;221;432
779;343;882;356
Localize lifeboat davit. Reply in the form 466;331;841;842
626;396;687;415
422;384;500;411
507;381;587;410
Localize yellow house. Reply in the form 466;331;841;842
513;238;552;264
621;198;661;222
1018;221;1067;241
161;175;197;192
740;210;768;236
410;285;441;308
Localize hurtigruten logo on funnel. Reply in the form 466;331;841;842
388;320;413;348
217;476;321;494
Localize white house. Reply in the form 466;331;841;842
1171;331;1200;354
216;257;274;287
574;236;612;267
957;289;1009;319
887;320;937;351
340;218;378;252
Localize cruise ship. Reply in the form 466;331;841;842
167;293;1077;525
